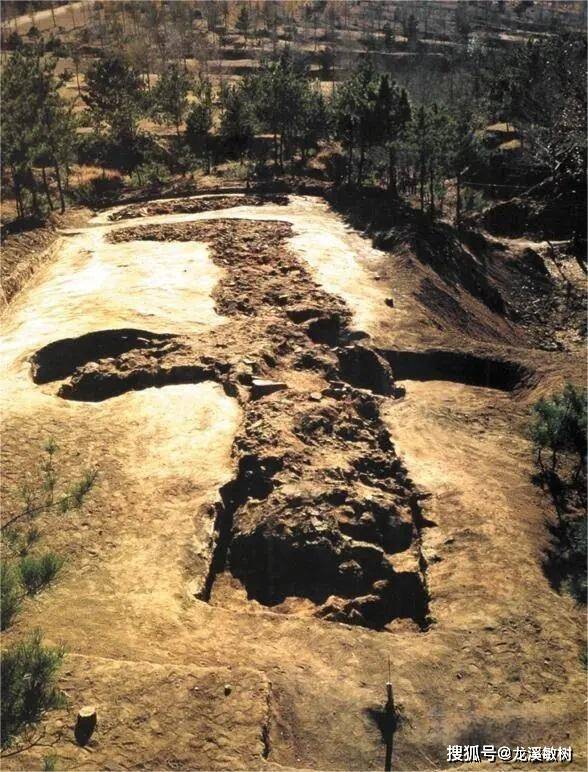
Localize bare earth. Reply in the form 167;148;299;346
1;195;585;771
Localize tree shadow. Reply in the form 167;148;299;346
533;468;587;605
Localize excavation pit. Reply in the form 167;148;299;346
381;348;532;391
30;328;174;384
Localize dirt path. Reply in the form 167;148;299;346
1;2;92;34
1;195;585;770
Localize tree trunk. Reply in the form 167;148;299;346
12;167;24;219
419;156;425;212
551;448;558;472
346;138;354;186
41;166;54;211
53;162;66;213
357;144;365;187
429;163;435;220
74;59;81;97
273;132;278;168
455;172;461;229
388;145;397;198
28;169;40;217
75;706;97;746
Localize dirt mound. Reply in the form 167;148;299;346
214;382;430;629
109;194;289;221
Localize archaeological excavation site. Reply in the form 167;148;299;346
1;1;586;770
1;188;585;770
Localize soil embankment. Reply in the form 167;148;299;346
1;209;91;306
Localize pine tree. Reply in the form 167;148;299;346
382;21;394;51
186;76;214;173
219;82;256;159
236;5;250;42
376;75;411;198
248;48;309;171
411;105;431;214
446;109;482;228
334;57;380;186
83;53;144;144
151;62;193;138
1;46;75;218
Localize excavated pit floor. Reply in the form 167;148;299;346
1;194;585;771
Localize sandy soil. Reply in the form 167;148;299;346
1;194;585;771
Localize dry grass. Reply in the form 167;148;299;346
68;165;123;188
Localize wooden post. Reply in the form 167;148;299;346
386;681;394;713
384;656;395;772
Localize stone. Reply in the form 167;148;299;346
372;579;390;594
359;512;377;527
385;297;394;308
347;608;366;626
251;379;287;400
286;305;321;323
338;559;362;577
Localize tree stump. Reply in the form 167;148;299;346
74;705;97;746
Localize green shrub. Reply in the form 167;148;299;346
1;561;22;631
0;630;65;749
1;441;96;629
530;382;587;475
70;174;124;207
132;161;170;187
19;553;64;596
